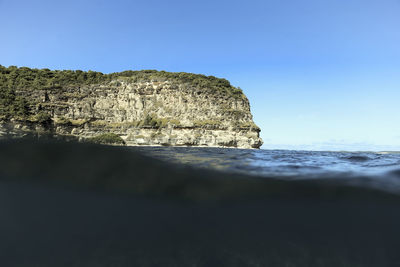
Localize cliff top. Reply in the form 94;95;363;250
1;65;247;120
0;65;244;92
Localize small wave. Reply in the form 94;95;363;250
283;165;322;170
341;155;372;162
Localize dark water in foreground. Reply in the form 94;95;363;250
1;140;400;267
133;147;400;194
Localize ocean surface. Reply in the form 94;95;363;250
133;146;400;194
1;140;400;266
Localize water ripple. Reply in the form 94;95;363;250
131;147;400;193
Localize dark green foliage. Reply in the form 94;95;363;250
0;64;242;95
141;114;161;127
86;133;126;145
0;65;241;92
138;114;180;128
114;69;242;95
0;86;29;119
0;65;107;90
32;112;52;123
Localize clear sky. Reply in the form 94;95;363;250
1;0;399;151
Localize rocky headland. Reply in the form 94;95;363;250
0;66;262;148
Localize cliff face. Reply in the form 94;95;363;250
0;67;263;148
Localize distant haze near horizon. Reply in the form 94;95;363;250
1;0;399;151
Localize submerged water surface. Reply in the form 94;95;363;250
133;147;400;193
1;140;400;266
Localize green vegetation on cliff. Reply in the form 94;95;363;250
0;86;29;119
0;65;244;120
86;133;126;145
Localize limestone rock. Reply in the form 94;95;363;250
0;68;263;148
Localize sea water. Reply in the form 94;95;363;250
132;146;400;194
1;140;400;266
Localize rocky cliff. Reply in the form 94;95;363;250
0;66;263;148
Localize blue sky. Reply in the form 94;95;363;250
1;0;399;151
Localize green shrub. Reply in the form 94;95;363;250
138;114;181;128
0;86;29;119
0;65;244;99
86;133;126;145
193;120;221;127
141;114;160;127
31;112;51;123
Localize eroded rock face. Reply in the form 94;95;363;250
1;80;263;148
